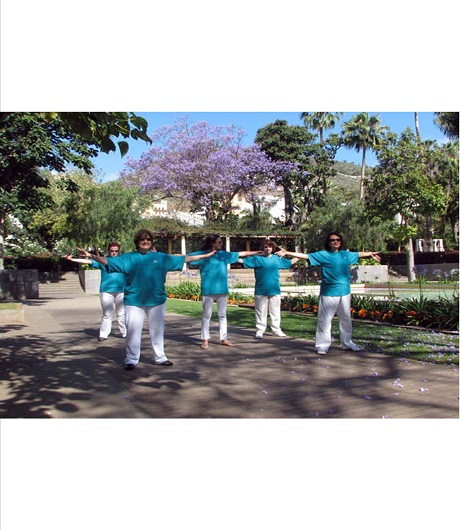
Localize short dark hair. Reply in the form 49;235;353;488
324;232;344;251
259;239;275;250
108;242;120;252
133;229;155;248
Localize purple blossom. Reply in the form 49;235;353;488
120;118;289;221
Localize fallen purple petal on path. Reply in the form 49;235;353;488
261;390;268;395
420;387;429;392
363;395;372;400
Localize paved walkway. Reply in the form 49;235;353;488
1;293;458;418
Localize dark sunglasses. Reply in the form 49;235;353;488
140;237;153;242
329;238;341;242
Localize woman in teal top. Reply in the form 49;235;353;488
82;229;215;370
188;234;259;350
278;232;380;355
66;242;126;341
242;239;298;339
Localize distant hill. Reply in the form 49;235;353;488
334;161;362;176
332;160;375;195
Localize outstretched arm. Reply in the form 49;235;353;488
185;250;217;263
276;248;310;260
77;247;108;266
238;250;263;257
358;251;381;263
64;254;92;265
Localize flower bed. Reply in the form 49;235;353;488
281;293;458;332
166;281;458;332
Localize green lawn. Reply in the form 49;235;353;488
166;298;459;365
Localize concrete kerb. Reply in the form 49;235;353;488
0;294;458;419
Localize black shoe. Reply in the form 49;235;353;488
98;337;107;342
156;360;173;366
124;363;135;370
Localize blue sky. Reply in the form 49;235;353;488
94;112;448;182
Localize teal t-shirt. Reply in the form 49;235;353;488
307;250;359;296
107;251;185;307
243;254;293;296
90;260;126;293
188;250;239;295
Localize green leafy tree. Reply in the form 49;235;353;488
0;111;151;157
297;192;390;253
433;141;459;245
341;113;389;200
255;120;313;227
28;170;97;251
0;112;151;268
62;179;150;253
255;120;339;228
366;129;448;279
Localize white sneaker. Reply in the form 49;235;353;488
341;342;363;352
273;331;287;337
316;349;327;355
255;332;263;339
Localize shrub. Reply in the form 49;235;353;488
166;281;201;301
4;254;77;272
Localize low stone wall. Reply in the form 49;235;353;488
390;263;459;281
78;269;101;293
0;269;39;300
350;265;389;283
166;266;390;286
166;268;297;287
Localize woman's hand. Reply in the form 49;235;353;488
76;247;91;259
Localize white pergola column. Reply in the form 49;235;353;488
226;236;231;269
181;234;187;270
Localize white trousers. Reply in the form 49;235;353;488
201;294;228;340
254;294;282;334
316;294;353;350
99;291;126;338
124;303;168;365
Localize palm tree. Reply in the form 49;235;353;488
300;112;343;142
434;112;459;140
341;113;389;199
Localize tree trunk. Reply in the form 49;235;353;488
414;112;422;143
405;238;416;281
0;216;4;270
359;147;367;200
283;185;295;227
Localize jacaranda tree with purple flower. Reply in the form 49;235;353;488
120;118;292;223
